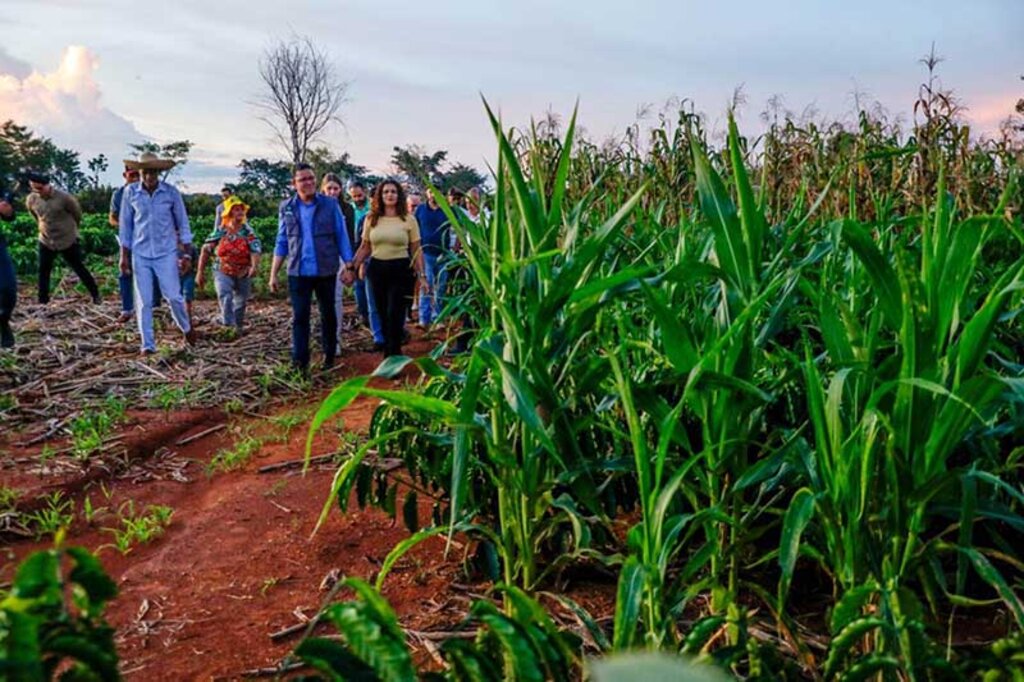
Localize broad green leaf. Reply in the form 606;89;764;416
778;488;816;608
822;617;887;679
728;113;765;284
440;638;503;681
471;601;546;682
691;130;747;294
375;527;448;590
840;220;902;329
958;546;1024;628
294;637;376;680
612;557;646;650
67;547;118;614
306;376;370;465
42;635;120;681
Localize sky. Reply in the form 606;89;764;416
0;0;1020;192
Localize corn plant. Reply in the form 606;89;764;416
790;173;1024;672
309;102;653;595
303;97;1023;678
0;536;120;680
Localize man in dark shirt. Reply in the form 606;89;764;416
413;189;455;328
348;180;373;327
0;186;18;347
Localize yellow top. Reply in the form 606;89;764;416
365;215;419;260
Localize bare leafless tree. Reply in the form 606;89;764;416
256;36;349;165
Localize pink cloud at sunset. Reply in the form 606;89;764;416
0;46;143;163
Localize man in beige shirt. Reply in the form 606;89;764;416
25;171;100;304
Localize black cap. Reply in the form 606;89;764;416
24;170;51;185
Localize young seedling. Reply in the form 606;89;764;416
27;491;75;540
102;502;174;555
206;436;263;475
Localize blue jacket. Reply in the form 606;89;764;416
274;193;353;277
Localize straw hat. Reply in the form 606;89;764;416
123;152;177;171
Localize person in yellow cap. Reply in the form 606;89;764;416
195;195;262;333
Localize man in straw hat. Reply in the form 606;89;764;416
118;152;197;354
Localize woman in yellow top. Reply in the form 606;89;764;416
351;180;428;357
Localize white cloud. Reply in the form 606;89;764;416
0;48;31;80
0;46;145;177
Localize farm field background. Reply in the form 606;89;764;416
3;80;1024;680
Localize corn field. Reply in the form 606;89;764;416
298;79;1024;681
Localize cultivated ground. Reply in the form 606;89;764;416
0;292;520;679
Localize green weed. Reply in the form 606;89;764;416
103;502;174;555
207;436;263;474
27;491;75;540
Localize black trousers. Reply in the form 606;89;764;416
367;257;414;357
287;275;337;370
38;240;99;303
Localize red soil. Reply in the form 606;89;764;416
2;335;474;680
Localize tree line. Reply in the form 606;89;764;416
0;118;486;218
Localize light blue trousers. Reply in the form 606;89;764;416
133;252;191;351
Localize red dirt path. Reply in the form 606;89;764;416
2;336;474;680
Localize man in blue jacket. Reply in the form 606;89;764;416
268;163;355;372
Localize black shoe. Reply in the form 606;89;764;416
372;341;385;352
0;321;14;349
92;293;102;305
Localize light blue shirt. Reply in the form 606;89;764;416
297;200;317;276
119;181;192;258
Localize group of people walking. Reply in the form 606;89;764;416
0;152;479;373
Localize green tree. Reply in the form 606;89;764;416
127;139;193;180
444;161;487;192
86;153;108;188
236;157;292;198
0;120;87;192
306;146;368;183
390;144;486;191
390;144;448;185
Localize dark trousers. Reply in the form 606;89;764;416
367;257;414;357
0;238;16;348
355;279;370;324
38;240;99;303
287;275;337;369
